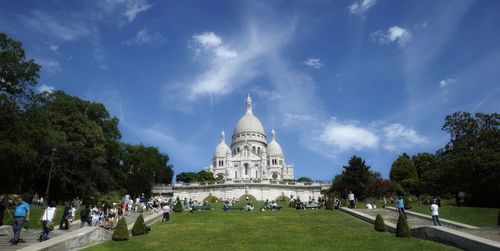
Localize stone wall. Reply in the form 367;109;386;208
153;181;328;201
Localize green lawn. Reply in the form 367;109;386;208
2;205;81;229
86;202;458;251
408;204;499;227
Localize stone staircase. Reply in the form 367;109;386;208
0;211;156;251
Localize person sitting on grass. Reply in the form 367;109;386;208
244;203;253;211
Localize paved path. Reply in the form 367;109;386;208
0;211;154;251
356;208;500;242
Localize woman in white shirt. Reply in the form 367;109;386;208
39;201;57;242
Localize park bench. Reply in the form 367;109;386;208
305;203;319;209
227;205;245;210
192;205;213;211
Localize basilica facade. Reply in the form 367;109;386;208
204;95;294;181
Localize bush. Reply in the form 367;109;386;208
325;198;335;210
276;195;290;203
203;194;218;203
239;194;256;201
131;214;145;236
174;197;183;212
395;214;411;237
404;196;413;210
112;218;129;241
374;214;386;232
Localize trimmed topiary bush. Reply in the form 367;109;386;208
203;194;218;203
374;214;386;232
276;195;290;204
396;214;411;237
239;194;257;201
325;198;335;210
112;218;129;241
131;214;145;236
174;197;183;212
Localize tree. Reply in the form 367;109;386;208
390;154;418;194
176;171;216;183
439;112;500;207
296;177;312;182
0;33;40;97
412;153;440;195
329;156;374;200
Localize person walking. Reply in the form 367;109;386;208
80;205;91;228
39;201;56;242
430;199;442;226
59;201;70;230
162;203;171;222
9;195;30;245
347;191;355;209
396;195;408;219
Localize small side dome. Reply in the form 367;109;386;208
267;129;283;156
214;131;230;158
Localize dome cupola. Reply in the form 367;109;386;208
233;95;266;136
267;129;283;157
214;130;231;158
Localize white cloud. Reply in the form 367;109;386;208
382;123;427;151
50;45;59;52
370;26;412;46
349;0;377;15
37;84;55;93
439;78;456;88
127;29;165;45
36;58;62;75
319;119;379;151
304;58;322;69
191;32;237;60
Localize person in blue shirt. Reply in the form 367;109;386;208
8;195;30;245
396;195;407;219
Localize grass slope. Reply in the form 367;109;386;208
86;202;457;251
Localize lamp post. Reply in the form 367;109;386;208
44;147;56;207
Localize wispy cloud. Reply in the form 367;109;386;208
304;58;322;69
370;26;412;46
348;0;377;15
191;32;238;60
37;84;55;93
50;45;59;52
250;86;282;101
36;58;62;75
439;78;456;88
126;29;165;45
20;11;91;42
101;0;152;23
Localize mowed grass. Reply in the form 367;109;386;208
408;204;499;227
2;205;80;229
86;202;458;251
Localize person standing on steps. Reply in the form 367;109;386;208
9;195;30;245
347;191;355;209
396;195;408;219
430;199;442;226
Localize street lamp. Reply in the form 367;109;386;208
44;147;56;207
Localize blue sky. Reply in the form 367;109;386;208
2;0;499;180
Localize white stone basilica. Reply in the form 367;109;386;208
204;95;294;181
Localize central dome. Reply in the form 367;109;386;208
233;95;266;136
